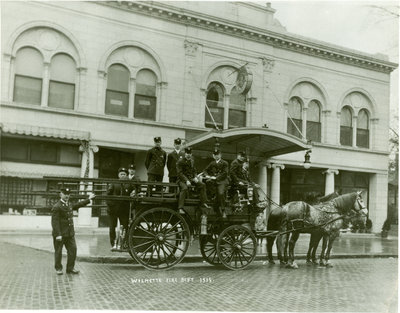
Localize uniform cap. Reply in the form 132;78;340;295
184;147;192;154
154;137;161;143
60;188;71;195
118;167;128;174
174;138;182;145
212;149;221;155
238;151;246;157
128;164;136;170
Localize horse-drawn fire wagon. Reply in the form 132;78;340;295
21;127;368;270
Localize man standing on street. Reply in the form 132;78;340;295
145;137;167;190
107;167;133;250
167;138;184;183
51;188;95;275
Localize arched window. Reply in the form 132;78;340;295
357;109;369;148
13;47;43;105
229;86;246;128
134;69;157;120
105;64;129;117
205;82;224;129
49;54;76;109
340;106;353;146
306;100;321;142
287;97;302;138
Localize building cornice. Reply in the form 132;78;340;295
102;1;397;73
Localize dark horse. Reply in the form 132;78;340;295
267;191;367;268
267;192;339;265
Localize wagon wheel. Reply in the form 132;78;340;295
128;207;190;270
199;233;221;265
216;225;257;270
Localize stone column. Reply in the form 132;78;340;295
129;77;136;118
336;112;341;145
352;115;358;147
78;143;99;227
97;71;106;114
2;54;13;101
302;107;308;140
41;62;50;107
369;173;388;233
77;68;87;111
224;94;230;129
370;118;379;150
257;164;268;220
321;110;331;144
270;163;285;205
323;169;339;195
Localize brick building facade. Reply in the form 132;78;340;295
0;1;397;231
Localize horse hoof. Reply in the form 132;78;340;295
292;263;298;269
306;260;312;265
325;263;333;268
268;260;275;265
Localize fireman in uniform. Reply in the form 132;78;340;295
176;147;209;212
51;188;95;275
204;149;229;218
145;137;167;191
230;151;247;190
167;138;185;183
106;167;133;250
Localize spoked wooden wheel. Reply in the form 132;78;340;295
128;207;190;270
216;225;257;270
200;233;221;265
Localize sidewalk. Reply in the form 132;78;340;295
0;228;397;264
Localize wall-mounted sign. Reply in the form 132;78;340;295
236;66;253;95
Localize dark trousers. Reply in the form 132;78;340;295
53;236;77;271
178;181;207;210
148;173;163;191
212;183;227;214
169;176;177;183
108;207;129;246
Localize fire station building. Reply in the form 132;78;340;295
0;1;397;232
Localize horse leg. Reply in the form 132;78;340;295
311;232;322;265
266;236;275;264
306;233;315;264
287;232;300;269
282;232;290;266
319;234;328;266
324;233;338;267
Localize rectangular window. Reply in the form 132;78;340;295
134;94;156;120
105;90;129;117
59;144;81;165
356;129;369;148
228;109;246;128
287;118;302;138
48;81;75;109
30;142;57;163
340;126;353;146
306;121;321;142
14;75;42;105
1;138;29;161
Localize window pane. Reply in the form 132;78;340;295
228;109;246;128
59;145;81;165
230;86;246;109
287;118;302;138
1;138;28;161
30;142;57;163
357;129;369;148
288;98;302;119
50;54;76;83
15;48;43;77
48;81;75;109
14;75;42;105
134;94;156;120
306;121;321;142
307;100;320;122
357;110;369;129
340;126;352;146
107;64;129;92
340;107;352;126
105;90;129;116
205;106;224;129
136;70;156;96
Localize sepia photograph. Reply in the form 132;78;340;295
0;0;398;312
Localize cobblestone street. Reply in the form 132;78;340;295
0;242;397;312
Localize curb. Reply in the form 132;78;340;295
76;253;398;264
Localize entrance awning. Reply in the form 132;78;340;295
186;127;311;158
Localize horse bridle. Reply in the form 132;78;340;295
350;196;368;217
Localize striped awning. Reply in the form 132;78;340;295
0;123;90;141
186;127;311;158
